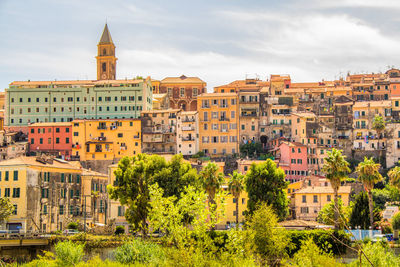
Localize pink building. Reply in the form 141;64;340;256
275;141;308;182
28;122;72;159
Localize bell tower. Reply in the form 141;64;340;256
96;24;117;80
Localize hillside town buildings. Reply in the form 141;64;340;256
4;22;400;233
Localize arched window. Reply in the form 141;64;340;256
102;63;106;72
103;49;106;55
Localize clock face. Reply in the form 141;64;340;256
102;73;107;79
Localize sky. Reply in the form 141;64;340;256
1;0;400;91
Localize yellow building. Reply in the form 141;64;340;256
293;185;351;221
152;93;169;110
197;93;239;156
0;156;83;233
71;118;141;162
81;169;109;226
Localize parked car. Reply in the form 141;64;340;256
63;229;79;235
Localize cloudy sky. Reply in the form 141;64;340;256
1;0;400;91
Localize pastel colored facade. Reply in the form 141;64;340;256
385;123;400;168
5;24;152;130
0;156;82;233
276;141;308;182
0;92;5;110
197;93;239;156
152;93;170;110
176;111;199;156
293;185;351;221
236;159;267;175
81;169;109;226
71;119;141;161
107;163;129;231
218;189;248;229
141;109;179;154
352;101;390;151
28;122;72;159
238;89;260;143
159;75;207;111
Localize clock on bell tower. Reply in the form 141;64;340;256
96;23;117;80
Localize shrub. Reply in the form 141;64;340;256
55;240;84;266
247;204;289;265
349;242;400;266
287;229;350;256
67;222;79;230
113;239;165;264
115;226;125;235
289;238;343;267
392;212;400;230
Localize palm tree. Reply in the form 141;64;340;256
321;148;351;230
356;157;382;228
228;171;245;226
200;162;224;210
372;115;386;164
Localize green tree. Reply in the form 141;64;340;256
245;159;288;221
321;148;351;230
349;191;381;229
392;212;400;231
372;114;385;140
0;197;14;223
356;157;383;227
108;154;200;237
317;198;350;229
152;154;200;198
246;203;289;265
240;142;263;158
148;184;224;249
228;171;245;226
199;162;224;211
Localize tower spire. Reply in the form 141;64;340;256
99;23;113;44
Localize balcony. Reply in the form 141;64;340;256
98;136;107;141
219;104;229;108
240;112;258;117
169;114;177;119
120;146;127;151
133;135;140;139
182;126;194;131
219;117;230;121
182;137;195;141
354;125;367;129
182;117;195;122
97;125;107;130
201;105;210;108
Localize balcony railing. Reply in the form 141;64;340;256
219;117;230;121
182;118;195;122
97;125;107;130
182;137;195;141
182;126;194;131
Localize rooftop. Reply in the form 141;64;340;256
0;156;82;171
161;75;205;84
295;185;351;194
29;122;72;127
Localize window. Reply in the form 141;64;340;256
56;128;60;133
118;133;123;138
61;173;65;183
4;188;10;197
74;132;79;136
118;206;125;216
12;205;17;215
59;205;64;215
313;195;318;203
12;188;20;198
180;88;185;97
302;195;306;203
66;128;70;133
192;88;198;97
5;171;9;181
40;138;43;144
31;138;34;144
327;195;331;202
300;207;309;214
13;171;18;181
56;138;60;144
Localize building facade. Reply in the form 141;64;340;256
28;122;72;159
